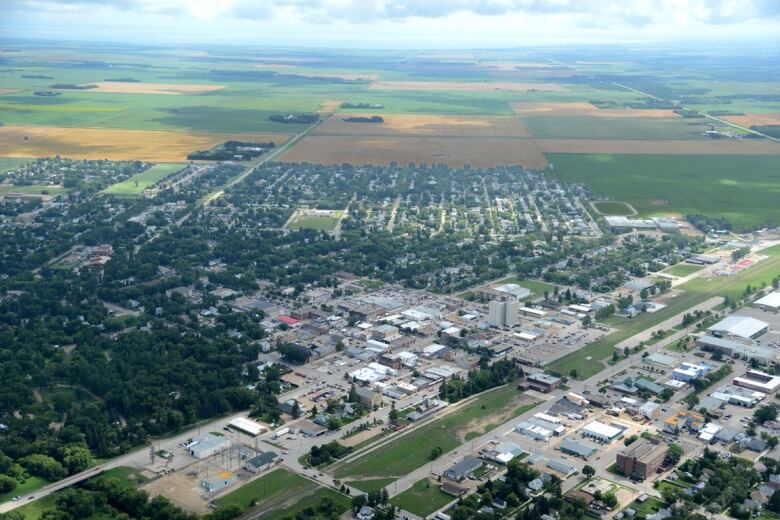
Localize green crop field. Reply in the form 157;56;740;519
391;478;454;517
103;163;183;196
333;386;536;483
524;116;706;139
547;153;780;230
548;243;780;379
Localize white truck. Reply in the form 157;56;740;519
273;427;290;439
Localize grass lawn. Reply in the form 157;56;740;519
549;243;780;379
347;477;396;494
0;158;32;174
216;468;306;509
263;487;350;520
102;163;183;196
0;476;48;505
494;276;555;300
0;185;68;196
592;200;635;216
662;264;705;277
391;478;454;517
546;153;780;231
627;496;667;517
334;385;536;480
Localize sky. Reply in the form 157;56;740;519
2;0;779;48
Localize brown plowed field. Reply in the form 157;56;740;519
313;114;531;137
0;125;291;162
721;113;780;127
511;101;678;118
370;81;566;92
282;135;548;168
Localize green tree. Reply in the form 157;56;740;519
666;443;684;465
582;465;595;478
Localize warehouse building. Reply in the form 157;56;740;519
515;421;553;441
696;336;777;366
754;291;780;312
615;437;668;480
188;433;231;459
227;417;267;437
201;470;237;492
444;457;483;482
559;439;598;459
244;451;279;473
707;315;768;340
526;373;563;393
582;421;624;442
733;369;780;394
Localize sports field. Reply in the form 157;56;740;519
591;200;635;216
102;163;183;196
288;214;341;231
547;153;780;230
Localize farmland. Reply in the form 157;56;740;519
370;80;566;92
547;153;780;230
523;115;707;139
313;113;531;137
281;135;549;168
537;139;780;155
102;163;183;196
0;125;290;162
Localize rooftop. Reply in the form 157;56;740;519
708;315;768;339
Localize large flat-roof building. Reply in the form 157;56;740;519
754;291;780;312
526;373;563;393
707;316;768;340
615;437;668;480
189;433;231;459
444;457;483;482
582;421;624;442
227;417;267;437
559;439;598;459
696;336;777;366
733;369;780;394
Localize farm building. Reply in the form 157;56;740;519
582;421;624;442
754;291;780;312
707;316;768;340
559;439;598;459
188;433;230;459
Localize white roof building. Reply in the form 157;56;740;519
582;421;624;441
698;422;722;442
755;291;780;310
228;417;267;437
708;315;768;339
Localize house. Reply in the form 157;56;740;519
615;437;668;480
444;457;483;482
244;451;279;473
201;471;236;492
188;433;231;459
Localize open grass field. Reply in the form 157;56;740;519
313;113;531;137
288;214;341;231
548;243;780;379
0;185;68;197
546;153;780;230
0;125;290;162
81;82;226;95
510;101;677;118
537;138;780;155
370;81;566;92
0;158;32;174
103;163;183;196
523;115;707;139
591;200;635;216
662;264;705;277
390;478;454;517
333;385;537;482
282;135;549;168
493;277;556;300
0;476;48;505
216;468;349;520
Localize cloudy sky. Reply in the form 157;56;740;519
2;0;779;48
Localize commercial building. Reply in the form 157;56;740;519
582;421;624;442
638;402;661;420
708;316;768;340
672;362;711;382
227;417;267;437
733;369;780;394
698;423;722;442
526;373;563;393
615;437;668;480
201;471;237;492
754;291;780;312
188;433;231;459
559;439;598;459
485;442;527;464
515;421;553;441
354;385;383;408
244;451;279;473
444;457;483;482
696;336;777;366
710;384;765;407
